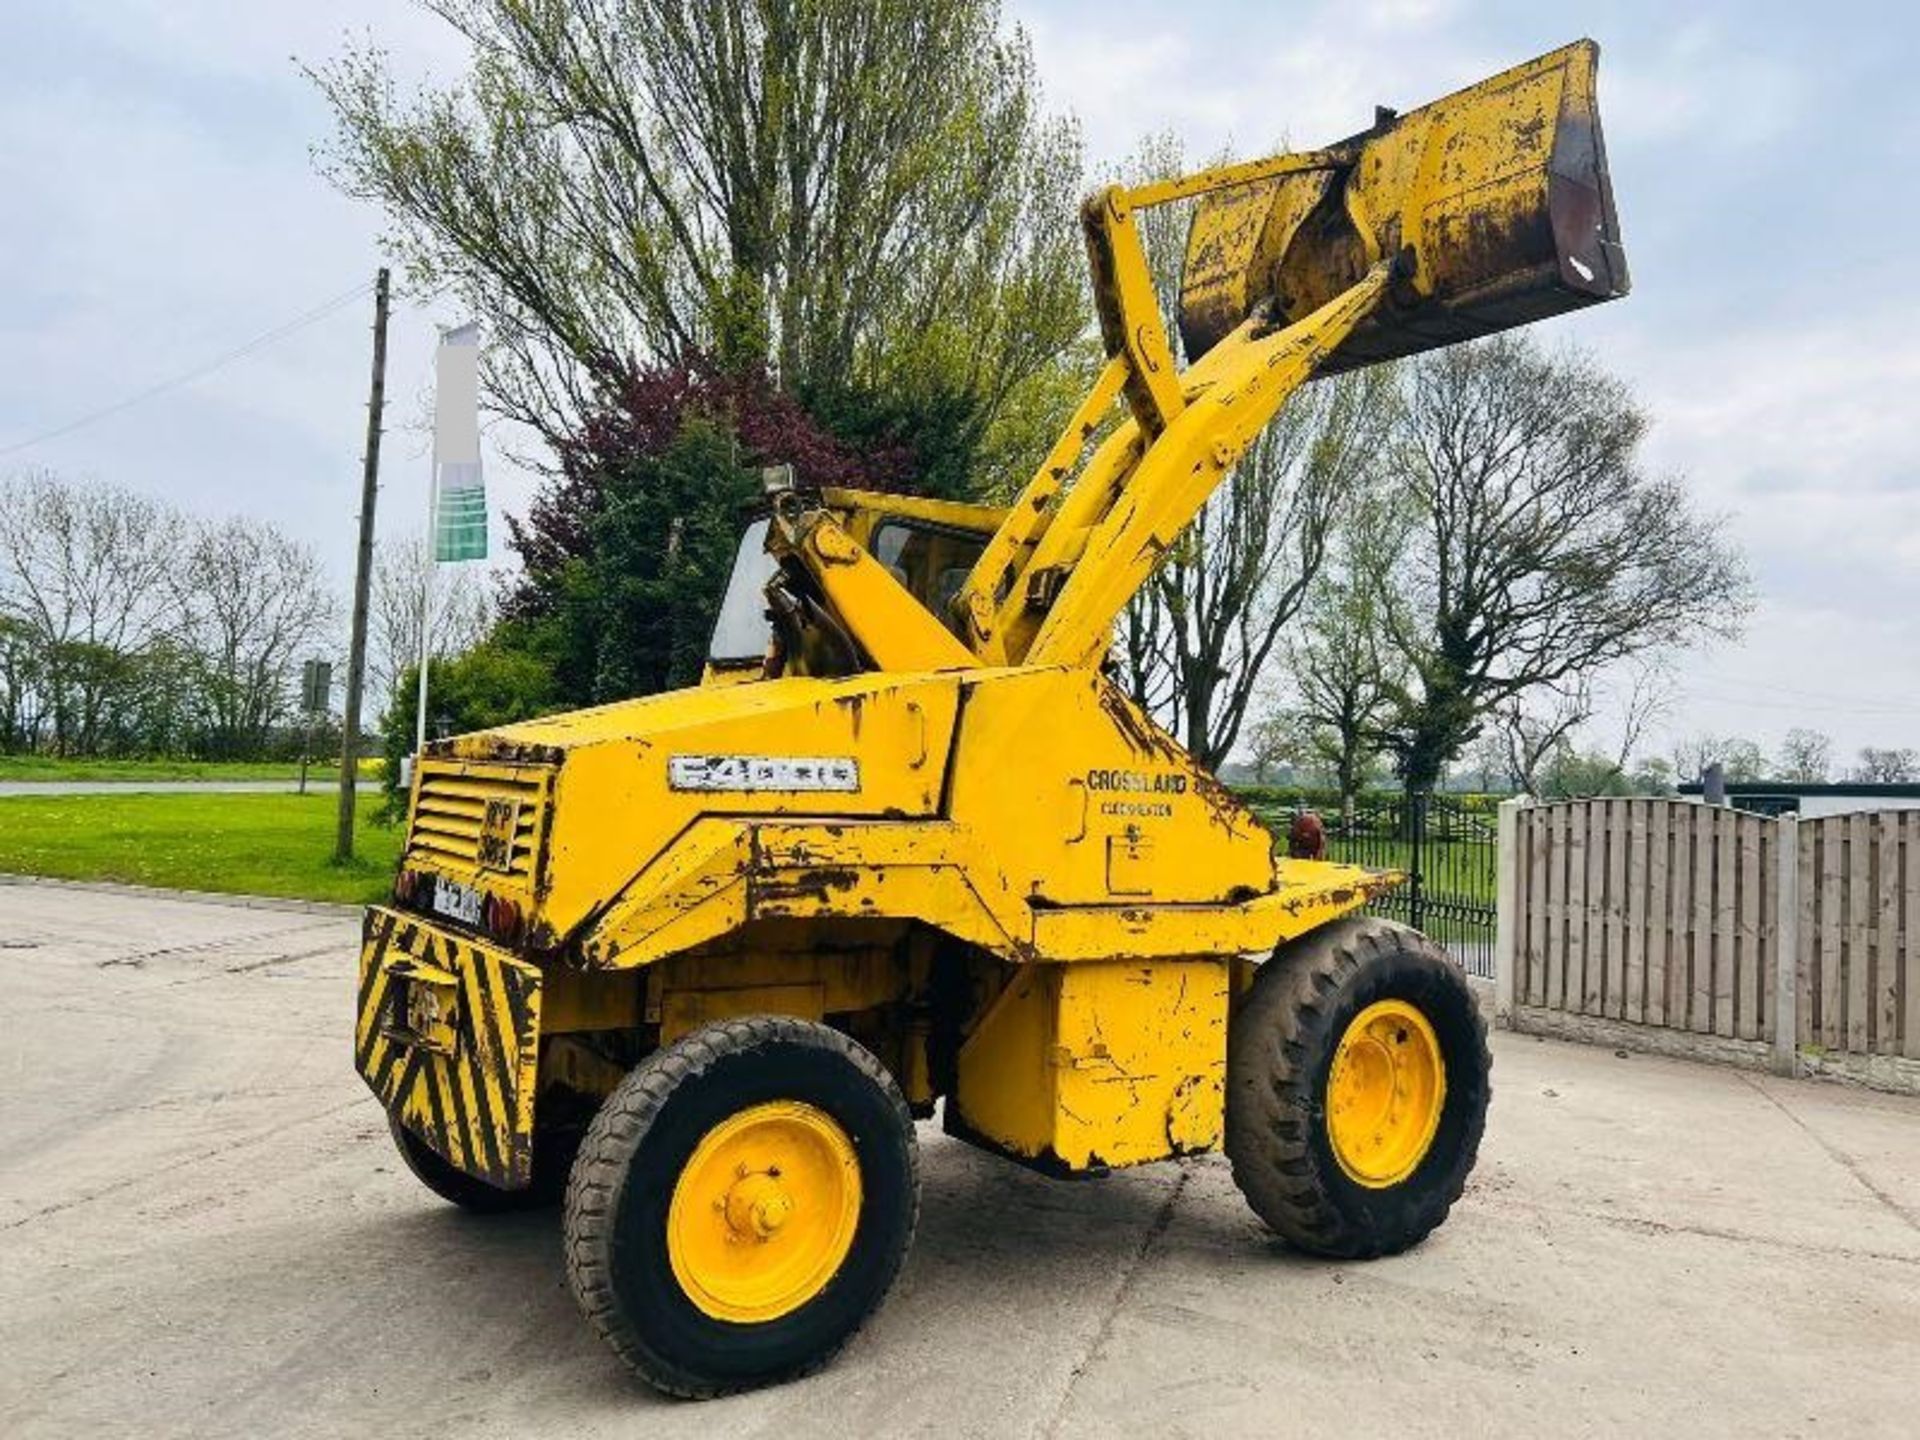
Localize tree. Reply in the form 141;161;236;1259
1497;664;1668;798
1243;709;1312;786
312;0;1088;495
1111;135;1390;769
1373;337;1749;792
370;534;494;719
0;471;185;755
175;518;337;759
1853;747;1919;784
383;642;560;805
504;364;897;707
1628;755;1676;795
1121;371;1391;771
1672;734;1770;785
0;615;46;752
1272;508;1406;818
1778;727;1834;784
1495;686;1592;799
509;412;772;706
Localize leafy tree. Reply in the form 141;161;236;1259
311;0;1087;495
1778;727;1834;784
383;642;561;804
0;615;45;751
540;416;762;701
1628;755;1676;795
505;364;892;706
1373;337;1750;793
1271;508;1406;819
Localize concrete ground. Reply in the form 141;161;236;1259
3;880;1917;1440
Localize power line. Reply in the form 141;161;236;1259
1680;688;1920;718
0;278;377;460
1688;670;1920;706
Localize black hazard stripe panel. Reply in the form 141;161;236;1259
354;907;542;1189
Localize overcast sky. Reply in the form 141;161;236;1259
2;1;1916;769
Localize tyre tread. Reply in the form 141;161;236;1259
1225;916;1491;1259
562;1016;919;1398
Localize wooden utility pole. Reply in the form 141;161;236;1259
336;267;390;862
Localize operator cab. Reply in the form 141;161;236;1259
704;486;1005;682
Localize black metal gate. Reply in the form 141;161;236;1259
1248;793;1499;978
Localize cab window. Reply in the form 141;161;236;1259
869;519;987;632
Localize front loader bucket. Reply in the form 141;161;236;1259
1180;39;1627;371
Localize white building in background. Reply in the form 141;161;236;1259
1678;781;1920;818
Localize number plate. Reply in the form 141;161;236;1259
477;798;521;871
431;875;483;928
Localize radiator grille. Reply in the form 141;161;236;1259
409;763;549;880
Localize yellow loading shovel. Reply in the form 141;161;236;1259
355;909;543;1189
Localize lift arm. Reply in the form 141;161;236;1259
955;38;1627;670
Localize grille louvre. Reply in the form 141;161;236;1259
410;763;548;879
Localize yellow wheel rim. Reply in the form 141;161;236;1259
1326;999;1447;1189
667;1100;862;1324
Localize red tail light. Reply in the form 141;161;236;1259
483;893;523;944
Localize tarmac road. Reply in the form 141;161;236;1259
3;877;1918;1439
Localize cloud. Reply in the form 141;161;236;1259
1;0;1913;761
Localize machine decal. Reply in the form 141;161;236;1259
669;755;862;793
1085;767;1188;795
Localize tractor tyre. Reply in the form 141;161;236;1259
387;1113;570;1213
563;1016;920;1398
1225;916;1490;1259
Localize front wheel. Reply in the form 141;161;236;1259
563;1016;919;1398
1225;917;1490;1259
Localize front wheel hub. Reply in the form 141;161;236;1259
667;1100;862;1323
1326;998;1447;1188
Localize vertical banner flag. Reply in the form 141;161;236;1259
432;323;486;561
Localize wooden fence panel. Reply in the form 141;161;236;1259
1505;800;1916;1067
1723;808;1740;1034
1799;819;1820;1049
1565;805;1587;1014
1645;801;1670;1028
1905;812;1920;1059
1847;813;1872;1054
1876;811;1900;1054
1606;799;1628;1019
1528;808;1542;1008
1675;810;1697;1027
1625;800;1648;1024
1818;821;1844;1050
1797;811;1919;1060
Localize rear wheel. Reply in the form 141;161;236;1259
1225;917;1490;1258
387;1114;568;1213
563;1016;919;1398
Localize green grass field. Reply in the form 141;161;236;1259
0;756;382;783
0;791;403;904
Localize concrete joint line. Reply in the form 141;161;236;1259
1739;1071;1920;1235
1038;1166;1190;1439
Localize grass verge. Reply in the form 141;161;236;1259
0;756;383;783
0;791;403;905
